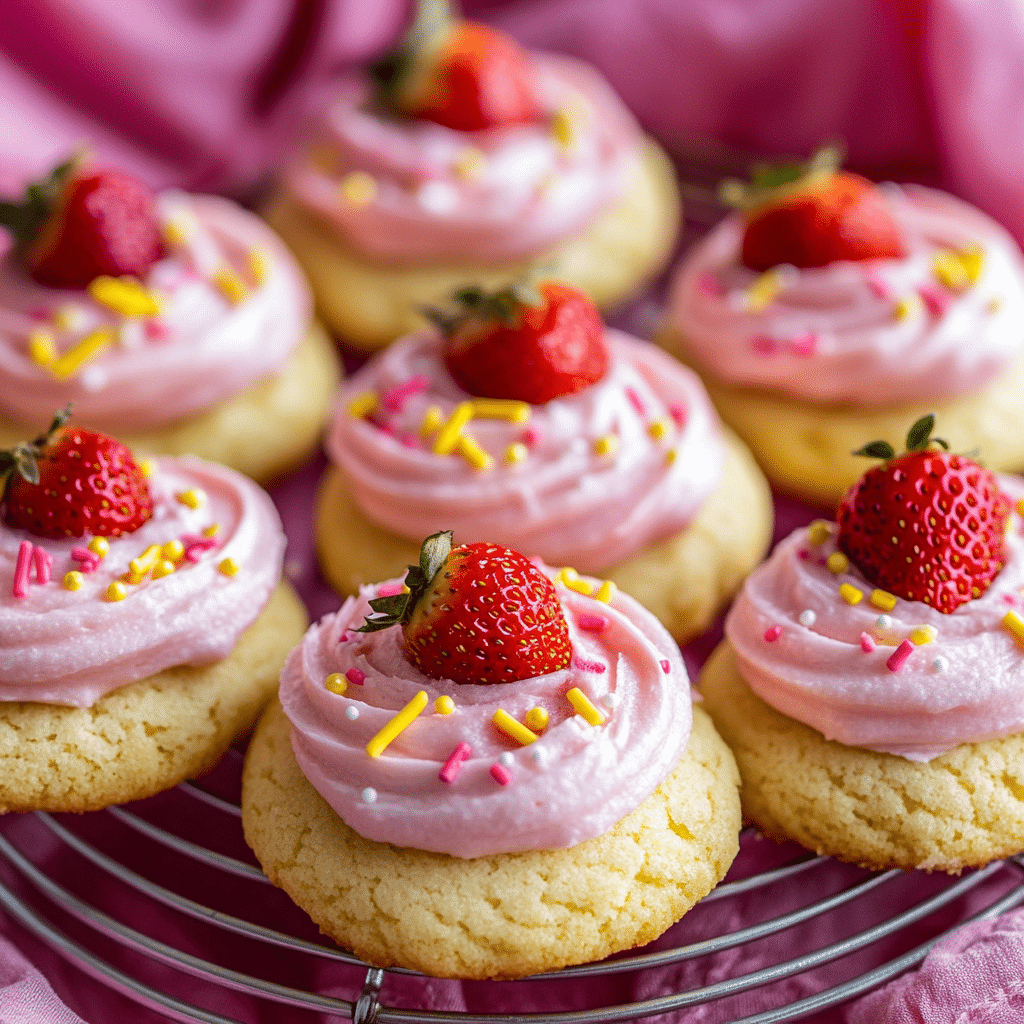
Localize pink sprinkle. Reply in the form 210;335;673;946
345;668;366;686
338;633;350;644
625;386;647;417
578;613;608;632
697;271;724;297
378;422;397;437
376;582;404;598
32;546;52;585
383;374;429;413
181;534;219;563
400;435;420;448
918;283;952;316
71;547;100;572
660;659;671;674
12;541;32;599
571;656;606;674
797;548;810;560
887;638;915;672
1003;594;1018;606
668;402;688;426
144;319;170;340
523;426;542;447
860;631;876;653
865;267;891;298
490;763;512;786
763;625;783;643
750;334;779;355
789;331;818;357
440;742;472;783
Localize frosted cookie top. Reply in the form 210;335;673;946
326;329;723;571
725;479;1024;761
280;566;691;858
280;54;639;265
0;193;311;431
0;456;286;706
668;185;1024;405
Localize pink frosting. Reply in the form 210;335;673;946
725;477;1024;760
0;193;311;431
280;566;692;858
280;53;640;264
668;185;1024;405
325;330;723;571
0;457;286;706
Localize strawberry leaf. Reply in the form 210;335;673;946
853;440;896;460
905;414;936;452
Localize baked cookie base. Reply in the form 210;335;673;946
0;582;308;815
660;328;1024;507
241;701;740;980
314;427;773;642
699;642;1024;873
0;323;341;486
266;137;681;351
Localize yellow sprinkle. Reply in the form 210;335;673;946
827;551;850;574
339;170;377;208
808;520;832;545
556;567;579;585
49;330;113;380
176;489;204;509
52;304;84;331
129;544;161;579
647;418;671;440
162;219;188;247
325;673;348;695
451;147;486;180
152;560;176;579
1003;610;1024;646
106;580;127;602
665;449;678;465
88;275;161;317
839;583;863;605
470;399;531;422
433;402;474;455
870;589;898;611
434;695;455;715
420;404;443;437
910;625;938;646
564;577;594;596
746;268;782;312
594;580;616;604
550;106;574;148
203;523;220;538
219;557;240;576
247;248;270;285
1015;497;1024;517
958;247;985;283
161;539;185;561
63;571;84;591
137;459;154;478
893;294;919;321
933;247;984;291
566;687;606;726
88;537;110;557
505;442;527;465
28;330;57;366
366;690;428;757
524;707;548;732
988;295;1005;313
347;391;379;419
456;433;493;471
493;708;538;745
593;434;618;457
214;267;247;304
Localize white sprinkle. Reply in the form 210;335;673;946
932;656;949;673
361;787;377;804
600;691;620;709
79;366;108;392
416;180;459;215
499;751;514;767
798;609;817;627
530;746;547;767
119;319;144;349
877;615;893;629
345;706;360;721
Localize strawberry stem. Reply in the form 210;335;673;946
422;279;544;336
0;405;72;490
0;158;77;249
718;144;843;213
367;0;454;106
852;413;948;461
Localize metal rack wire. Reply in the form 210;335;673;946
0;747;1021;1024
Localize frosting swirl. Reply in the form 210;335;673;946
0;193;311;431
280;568;692;857
326;330;723;571
280;53;639;264
726;479;1024;761
0;457;286;706
668;185;1024;405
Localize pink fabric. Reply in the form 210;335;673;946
0;933;86;1023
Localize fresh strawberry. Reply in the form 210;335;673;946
836;415;1010;613
0;158;164;289
359;531;572;685
369;2;539;131
429;280;608;404
720;147;905;272
1;407;153;539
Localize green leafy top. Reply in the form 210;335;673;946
0;158;76;249
718;144;843;214
421;279;545;337
0;405;72;493
852;413;948;461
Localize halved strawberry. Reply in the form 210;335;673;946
359;531;572;685
429;280;608;404
0;158;165;289
720;147;905;272
1;407;153;539
836;415;1010;613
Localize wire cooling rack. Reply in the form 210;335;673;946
0;746;1021;1024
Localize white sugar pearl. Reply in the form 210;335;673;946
416;180;459;215
499;751;514;767
530;747;547;767
932;656;949;673
600;691;620;709
877;615;893;629
345;706;360;721
798;609;817;627
361;787;377;804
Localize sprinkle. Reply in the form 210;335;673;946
161;539;185;561
63;570;84;591
497;752;514;769
176;489;204;510
525;707;548;732
490;763;512;786
870;589;897;611
876;614;893;629
376;582;404;598
660;659;671;674
910;625;938;646
153;560;175;578
798;609;817;627
88;275;161;317
1002;610;1024;646
865;266;891;298
348;391;379;419
107;580;127;602
746;268;783;311
218;558;240;576
49;329;113;380
764;625;783;642
470;399;531;422
247;248;270;285
578;613;608;631
31;546;52;585
415;180;458;214
419;405;443;437
162;219;189;246
933;248;981;291
505;442;527;464
433;402;474;454
129;544;162;581
434;695;455;715
887;638;915;672
594;581;616;603
439;742;472;783
750;334;778;355
530;746;547;766
789;331;818;356
383;375;429;413
556;566;578;584
28;330;56;366
88;537;110;557
366;690;428;757
456;433;494;470
325;673;348;695
523;425;542;447
697;271;724;296
52;304;85;331
625;386;647;416
339;171;377;208
346;668;366;686
493;708;538;745
600;691;620;709
70;547;100;572
593;434;618;457
566;686;606;725
137;459;154;478
203;523;220;538
933;656;949;672
840;583;863;605
918;283;952;316
345;706;360;721
563;576;594;596
648;418;671;440
1016;496;1024;517
213;267;247;304
451;147;485;180
893;294;919;321
860;632;876;653
668;403;688;426
12;541;32;599
550;105;575;147
665;449;678;465
571;656;606;674
958;247;985;283
361;787;377;804
826;552;850;574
